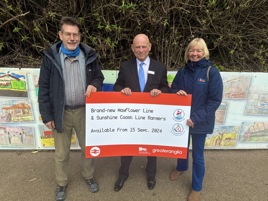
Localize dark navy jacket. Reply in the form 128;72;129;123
171;58;223;134
38;41;104;133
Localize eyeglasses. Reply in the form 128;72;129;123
61;31;81;39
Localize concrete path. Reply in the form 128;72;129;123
0;150;267;201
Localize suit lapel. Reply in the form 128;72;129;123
130;59;141;91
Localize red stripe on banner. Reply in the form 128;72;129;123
85;145;188;159
86;92;191;106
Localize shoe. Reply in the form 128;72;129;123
147;177;156;190
188;190;201;201
55;185;67;201
114;177;127;192
85;178;99;193
169;169;183;181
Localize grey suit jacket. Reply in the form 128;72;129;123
114;58;170;93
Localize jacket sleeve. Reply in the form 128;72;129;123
38;56;54;124
191;67;223;125
113;64;126;92
158;66;170;93
170;68;183;93
88;60;104;91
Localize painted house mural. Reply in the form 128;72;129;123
0;70;28;97
0;99;34;123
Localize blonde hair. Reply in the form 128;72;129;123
184;38;209;63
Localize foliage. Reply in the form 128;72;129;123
0;0;267;71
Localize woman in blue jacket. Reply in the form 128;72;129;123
169;38;223;201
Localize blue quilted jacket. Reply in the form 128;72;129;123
171;58;223;134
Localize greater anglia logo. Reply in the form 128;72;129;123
90;147;100;157
152;148;182;155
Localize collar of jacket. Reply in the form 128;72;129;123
185;58;212;71
45;41;98;65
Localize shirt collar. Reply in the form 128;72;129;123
136;57;150;67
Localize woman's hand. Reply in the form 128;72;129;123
176;90;188;96
186;119;194;128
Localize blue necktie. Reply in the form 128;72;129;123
138;62;145;92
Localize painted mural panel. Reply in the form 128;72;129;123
0;70;28;97
215;102;228;125
222;74;251;100
205;126;239;148
0;125;35;148
39;125;78;148
0;98;34;123
31;73;39;97
239;122;268;143
0;69;267;150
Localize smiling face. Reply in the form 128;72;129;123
184;38;209;63
131;34;151;61
58;24;81;51
188;45;205;62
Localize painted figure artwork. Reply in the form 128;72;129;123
0;70;28;97
0;99;34;123
0;125;35;147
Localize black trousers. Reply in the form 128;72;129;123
119;156;156;179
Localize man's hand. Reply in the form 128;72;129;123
85;85;97;97
121;87;132;95
150;89;161;97
45;121;55;129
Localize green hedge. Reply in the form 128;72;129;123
0;0;267;71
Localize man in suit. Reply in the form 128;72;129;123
113;34;170;191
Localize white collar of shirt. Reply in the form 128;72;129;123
137;58;150;71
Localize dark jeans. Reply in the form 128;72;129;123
176;133;207;191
